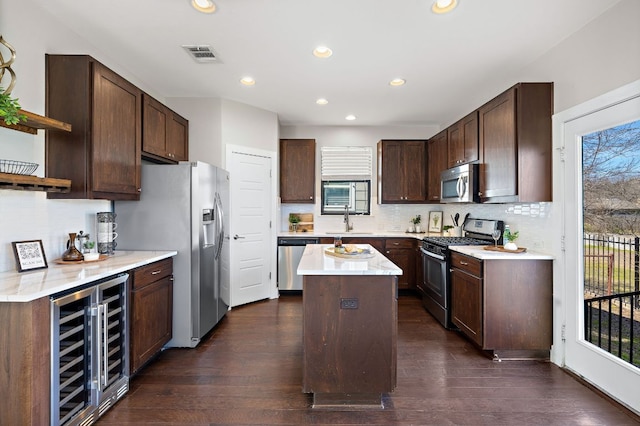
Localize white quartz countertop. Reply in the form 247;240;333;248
450;245;554;260
297;244;402;276
0;250;177;302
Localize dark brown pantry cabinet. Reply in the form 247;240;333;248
280;139;315;203
478;82;553;203
426;131;448;202
130;258;173;375
142;93;189;163
450;251;553;359
46;54;142;200
377;139;427;203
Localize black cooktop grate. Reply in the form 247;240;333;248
422;236;489;247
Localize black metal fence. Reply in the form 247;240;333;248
583;233;640;308
585;291;640;367
584;233;640;367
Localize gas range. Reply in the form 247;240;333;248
418;218;504;329
422;218;504;255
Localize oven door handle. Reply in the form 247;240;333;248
421;247;445;261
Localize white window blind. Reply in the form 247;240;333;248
321;146;372;180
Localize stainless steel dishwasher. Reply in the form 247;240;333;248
277;237;319;291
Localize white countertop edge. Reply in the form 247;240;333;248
297;244;402;276
0;250;177;302
450;245;554;260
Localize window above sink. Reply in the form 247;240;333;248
321;180;371;215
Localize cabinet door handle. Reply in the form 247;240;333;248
151;270;162;275
386;250;390;254
459;261;469;266
309;196;313;200
393;242;400;246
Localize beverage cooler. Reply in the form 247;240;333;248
50;274;129;426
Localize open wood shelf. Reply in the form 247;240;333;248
0;109;72;134
0;172;71;193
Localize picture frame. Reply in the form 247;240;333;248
428;211;443;232
12;240;48;272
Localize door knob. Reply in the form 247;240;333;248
233;234;245;240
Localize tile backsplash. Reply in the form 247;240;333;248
280;199;554;252
0;191;110;272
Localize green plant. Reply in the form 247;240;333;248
288;214;300;224
411;215;421;225
84;241;95;250
505;230;519;242
443;225;454;231
0;88;27;125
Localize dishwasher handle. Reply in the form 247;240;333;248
278;238;320;246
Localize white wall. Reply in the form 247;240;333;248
167;97;223;167
0;0;119;272
522;0;640;114
220;99;279;167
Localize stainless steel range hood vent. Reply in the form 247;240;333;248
182;45;218;63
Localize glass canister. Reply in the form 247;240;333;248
97;212;118;254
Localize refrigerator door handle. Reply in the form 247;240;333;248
214;193;225;260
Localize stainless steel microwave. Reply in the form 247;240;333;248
440;163;480;203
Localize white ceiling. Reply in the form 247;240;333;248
30;0;621;127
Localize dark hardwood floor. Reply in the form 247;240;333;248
99;293;639;425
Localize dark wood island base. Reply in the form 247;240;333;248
302;274;398;409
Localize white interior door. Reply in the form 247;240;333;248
558;80;640;412
227;148;273;307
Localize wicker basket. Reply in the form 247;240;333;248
0;159;39;175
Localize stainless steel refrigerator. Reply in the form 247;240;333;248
115;161;230;348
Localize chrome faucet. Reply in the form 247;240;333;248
344;205;353;232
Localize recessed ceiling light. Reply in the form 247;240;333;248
389;78;406;86
313;46;333;58
432;0;457;14
192;0;216;14
316;98;329;105
345;115;356;121
240;76;255;86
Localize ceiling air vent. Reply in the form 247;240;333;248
181;45;218;63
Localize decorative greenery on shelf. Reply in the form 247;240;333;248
411;215;421;225
0;87;27;125
505;230;519;242
288;214;300;224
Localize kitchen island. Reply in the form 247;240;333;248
297;244;402;409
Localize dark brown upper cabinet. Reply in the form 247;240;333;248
426;131;448;202
377;140;427;204
142;94;189;164
46;54;142;200
478;83;553;203
280;139;315;203
447;111;478;168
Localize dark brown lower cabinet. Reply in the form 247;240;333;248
0;298;50;425
302;274;397;407
451;252;553;359
384;238;415;290
130;258;174;374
